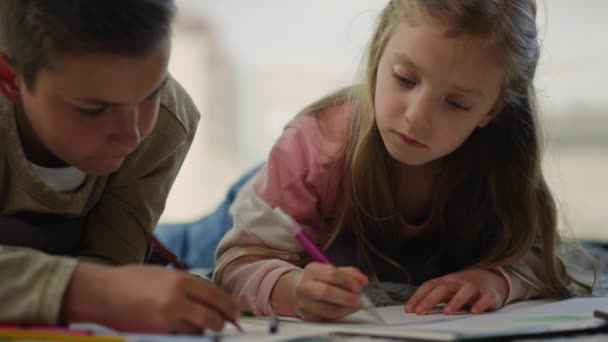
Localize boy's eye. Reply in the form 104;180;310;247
76;106;106;117
393;73;416;87
446;98;470;111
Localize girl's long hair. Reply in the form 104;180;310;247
312;0;591;298
216;0;593;297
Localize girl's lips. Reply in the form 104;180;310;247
397;132;427;148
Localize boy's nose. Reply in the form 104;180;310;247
112;110;141;151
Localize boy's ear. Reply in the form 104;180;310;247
478;100;504;128
0;52;20;103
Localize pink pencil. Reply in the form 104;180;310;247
273;207;386;324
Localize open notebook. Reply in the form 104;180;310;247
277;297;608;341
73;297;607;342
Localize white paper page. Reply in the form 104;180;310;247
72;298;606;341
213;318;333;342
74;320;333;342
331;297;607;340
414;297;608;335
280;299;552;326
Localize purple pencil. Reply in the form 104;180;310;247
273;207;386;324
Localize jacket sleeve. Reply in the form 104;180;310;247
77;77;200;264
0;246;77;324
494;248;543;304
215;125;335;316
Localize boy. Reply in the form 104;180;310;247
0;0;238;334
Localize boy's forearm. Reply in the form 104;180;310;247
60;262;113;324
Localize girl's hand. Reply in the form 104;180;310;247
289;262;369;321
405;269;509;315
61;262;240;334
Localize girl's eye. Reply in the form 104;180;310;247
77;106;106;117
446;98;470;111
393;73;416;87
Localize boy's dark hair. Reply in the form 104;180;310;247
0;0;176;90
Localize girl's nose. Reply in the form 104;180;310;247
404;93;433;129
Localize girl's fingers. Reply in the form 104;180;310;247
413;284;457;315
298;298;360;321
444;284;477;314
340;267;369;286
297;278;361;308
471;292;497;314
405;281;436;312
404;270;507;317
308;264;362;292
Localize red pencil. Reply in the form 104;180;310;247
593;310;608;321
147;235;243;333
148;235;188;270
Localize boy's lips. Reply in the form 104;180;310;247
396;131;427;148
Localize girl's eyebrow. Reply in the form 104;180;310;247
392;52;421;73
75;74;169;106
392;52;485;98
451;84;484;98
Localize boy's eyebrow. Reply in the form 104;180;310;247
392;52;484;98
76;75;169;106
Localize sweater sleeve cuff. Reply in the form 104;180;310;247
256;265;302;316
223;259;301;316
38;257;79;324
491;266;515;305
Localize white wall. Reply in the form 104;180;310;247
163;1;608;241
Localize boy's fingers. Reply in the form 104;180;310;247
172;319;204;335
181;300;226;332
187;279;239;320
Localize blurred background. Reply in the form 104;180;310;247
162;0;607;242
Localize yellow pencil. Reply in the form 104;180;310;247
0;329;124;342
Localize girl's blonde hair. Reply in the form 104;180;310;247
320;0;591;297
216;0;593;297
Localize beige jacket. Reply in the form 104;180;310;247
0;75;200;323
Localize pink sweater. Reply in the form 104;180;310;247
215;103;539;316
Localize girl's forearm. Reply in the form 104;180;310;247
270;270;301;317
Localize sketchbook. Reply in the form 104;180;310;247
278;297;608;341
73;297;607;342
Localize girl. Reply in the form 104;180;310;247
213;0;591;321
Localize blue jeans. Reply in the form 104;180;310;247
154;167;259;269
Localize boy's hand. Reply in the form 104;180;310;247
61;263;239;334
405;269;508;315
289;262;369;321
